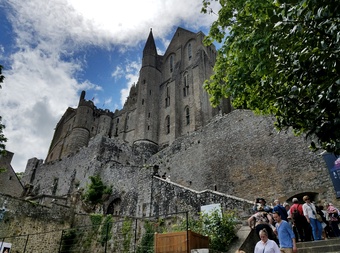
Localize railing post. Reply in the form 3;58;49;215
104;221;109;253
186;211;189;253
23;234;29;253
58;229;64;253
0;237;5;251
134;218;138;253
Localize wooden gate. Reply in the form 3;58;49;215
154;230;209;253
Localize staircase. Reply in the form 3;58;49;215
297;238;340;253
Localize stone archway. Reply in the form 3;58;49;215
106;198;121;215
284;191;320;204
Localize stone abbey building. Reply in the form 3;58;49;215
18;27;338;221
46;28;231;163
3;27;339;253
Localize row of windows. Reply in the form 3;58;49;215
83;106;190;138
165;73;190;108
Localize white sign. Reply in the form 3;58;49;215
0;242;12;253
201;203;222;216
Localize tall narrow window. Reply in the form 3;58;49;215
170;55;174;72
188;43;192;60
165;116;170;134
165;85;170;107
183;73;189;97
185;107;190;125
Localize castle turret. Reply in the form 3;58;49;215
142;28;158;68
64;91;94;155
134;29;161;148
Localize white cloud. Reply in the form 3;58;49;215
111;66;124;80
1;0;219;172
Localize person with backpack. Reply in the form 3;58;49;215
289;197;312;241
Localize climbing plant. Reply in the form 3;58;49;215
136;221;155;253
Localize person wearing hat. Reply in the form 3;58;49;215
253;198;272;213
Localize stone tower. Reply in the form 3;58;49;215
134;29;162;146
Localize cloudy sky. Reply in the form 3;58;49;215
0;0;219;172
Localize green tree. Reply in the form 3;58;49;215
83;174;112;206
202;0;340;154
0;65;7;154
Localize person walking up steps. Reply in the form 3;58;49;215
273;211;297;253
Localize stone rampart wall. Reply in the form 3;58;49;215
148;110;339;206
0;193;71;252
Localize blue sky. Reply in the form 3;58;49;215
0;0;220;172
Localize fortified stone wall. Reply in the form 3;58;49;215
151;177;254;219
0;193;71;252
147;109;339;206
21;135;157;217
22;109;340;219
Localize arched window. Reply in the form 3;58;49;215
183;73;189;97
170;55;174;72
185;107;190;125
107;198;122;215
188;43;192;60
165;116;170;134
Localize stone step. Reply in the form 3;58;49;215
297;238;340;253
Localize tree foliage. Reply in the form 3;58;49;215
175;210;237;251
202;0;340;154
83;175;112;206
0;65;7;154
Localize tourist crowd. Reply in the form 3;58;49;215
244;195;340;253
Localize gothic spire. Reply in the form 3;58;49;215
143;28;157;57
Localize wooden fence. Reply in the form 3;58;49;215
154;230;209;253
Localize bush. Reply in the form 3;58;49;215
83;175;112;205
174;210;237;252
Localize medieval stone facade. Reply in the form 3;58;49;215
4;26;339;253
45;27;231;163
19;28;339;220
